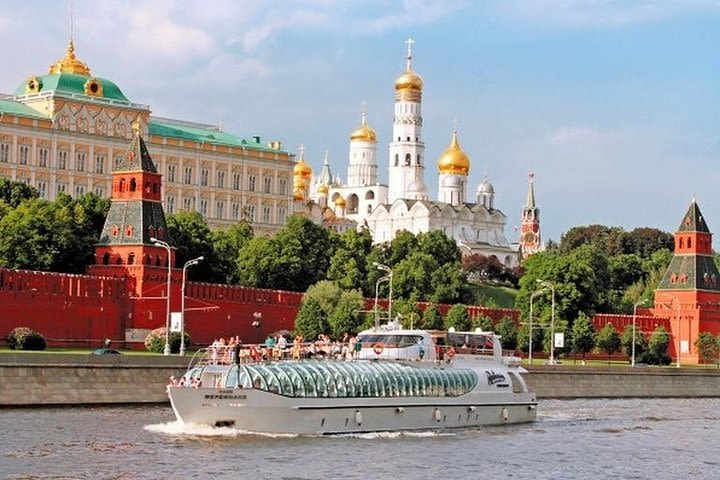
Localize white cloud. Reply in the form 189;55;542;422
549;126;601;147
493;0;720;27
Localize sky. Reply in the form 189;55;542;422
1;0;719;244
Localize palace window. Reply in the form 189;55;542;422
94;186;105;197
76;151;86;172
167;164;176;183
262;206;271;223
182;197;193;211
74;185;85;197
36;181;47;199
200;168;209;187
166;195;176;214
183;166;193;184
248;175;256;192
217;170;225;188
263;177;272;194
199;199;208;216
38;147;49;168
216;200;224;218
279;178;287;195
18;144;29;165
114;156;123;170
247;204;255;222
0;142;8;162
232;172;242;190
278;207;286;224
231;202;240;220
57;182;67;194
94;153;105;174
58;150;68;169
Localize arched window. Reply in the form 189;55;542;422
129;178;137;191
102;252;110;265
416;154;421;166
394;154;399;166
687;237;692;248
119;178;127;192
405;154;411;166
680;238;684;249
128;253;135;265
365;190;375;200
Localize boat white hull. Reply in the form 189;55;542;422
168;386;537;435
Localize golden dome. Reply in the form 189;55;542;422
350;123;377;142
437;131;470;175
394;68;423;92
49;41;91;76
318;184;329;195
334;195;347;207
293;186;306;201
293;156;313;179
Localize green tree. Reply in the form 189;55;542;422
420;304;443;330
416;230;460;266
327;289;364;339
327;228;374;293
570;313;596;362
235;236;277;288
294;297;326;340
429;262;466;304
472;314;494;332
0;178;39;208
517;323;544;357
444;304;471;331
167;211;217;282
391;299;422;329
621;324;648;362
391;251;437;302
643;325;671;365
695;332;720;367
212;221;253;284
595;323;621;364
495;317;518;351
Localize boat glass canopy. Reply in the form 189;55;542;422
223;360;478;398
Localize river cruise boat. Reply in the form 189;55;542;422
167;324;537;434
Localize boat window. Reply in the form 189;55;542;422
398;335;423;347
225;365;239;388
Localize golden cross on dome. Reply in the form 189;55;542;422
453;118;459;133
405;37;415;58
361;100;368;125
298;143;305;158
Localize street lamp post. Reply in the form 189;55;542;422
151;237;172;356
538;280;556;364
631;299;646;367
374;275;389;330
374;262;393;323
180;256;204;356
529;288;546;365
251;312;262;345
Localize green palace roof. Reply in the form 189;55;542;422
149;120;286;153
14;73;130;103
0;98;49;119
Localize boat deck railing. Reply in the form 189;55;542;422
187;342;509;368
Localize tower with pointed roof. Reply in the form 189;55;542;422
88;120;176;299
653;198;720;364
520;173;541;258
388;38;427;203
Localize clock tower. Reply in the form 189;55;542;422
520;173;541;258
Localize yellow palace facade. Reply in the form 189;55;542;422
0;41;294;235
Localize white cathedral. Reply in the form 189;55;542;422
293;40;521;268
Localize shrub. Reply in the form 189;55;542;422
8;327;46;351
144;327;192;354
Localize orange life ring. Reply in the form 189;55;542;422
447;347;456;358
373;343;384;355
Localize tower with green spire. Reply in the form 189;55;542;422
653;198;720;364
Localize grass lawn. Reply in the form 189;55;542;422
467;283;518;308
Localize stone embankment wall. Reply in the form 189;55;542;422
1;354;719;406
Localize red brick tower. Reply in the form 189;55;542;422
520;172;541;258
653;198;720;364
87;120;178;333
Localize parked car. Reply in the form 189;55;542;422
92;348;122;355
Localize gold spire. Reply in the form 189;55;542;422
437;130;470;175
49;40;91;75
350;101;377;142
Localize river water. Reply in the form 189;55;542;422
2;398;718;479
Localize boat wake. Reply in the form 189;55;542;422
143;421;299;438
338;430;456;440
